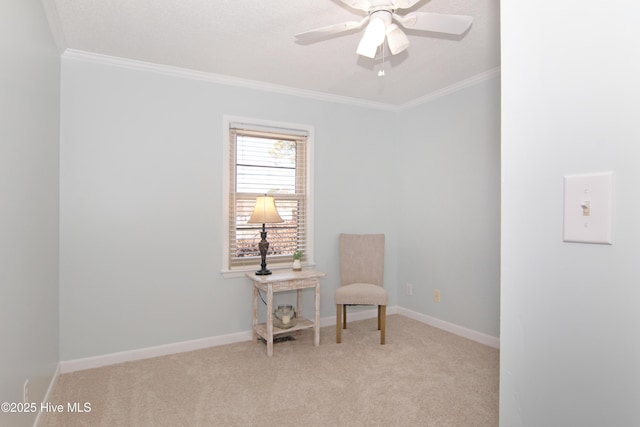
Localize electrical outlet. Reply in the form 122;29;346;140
23;380;29;403
406;283;413;296
433;289;441;303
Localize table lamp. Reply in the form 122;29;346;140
247;195;284;275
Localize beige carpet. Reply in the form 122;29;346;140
40;315;499;427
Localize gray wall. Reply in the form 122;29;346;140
59;56;403;360
397;77;501;338
0;1;60;426
500;1;640;425
58;54;501;360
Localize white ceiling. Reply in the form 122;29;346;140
45;0;500;107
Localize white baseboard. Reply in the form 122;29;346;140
59;308;396;373
34;363;61;427
320;306;499;348
59;306;497;374
318;305;399;327
397;307;500;349
59;330;252;374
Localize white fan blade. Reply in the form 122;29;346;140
337;0;373;12
395;12;473;35
295;18;368;42
392;0;422;9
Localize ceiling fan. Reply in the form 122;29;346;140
295;0;473;59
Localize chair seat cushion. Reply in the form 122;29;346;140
334;283;388;306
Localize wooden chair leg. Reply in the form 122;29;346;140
379;305;386;345
343;304;347;329
336;304;342;343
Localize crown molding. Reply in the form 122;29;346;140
61;49;499;112
397;67;501;111
61;49;397;111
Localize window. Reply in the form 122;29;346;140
223;117;313;276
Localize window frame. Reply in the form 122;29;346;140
221;115;314;278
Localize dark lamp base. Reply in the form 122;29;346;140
255;269;272;276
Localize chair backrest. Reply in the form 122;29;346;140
339;233;385;287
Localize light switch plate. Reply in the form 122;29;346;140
563;172;613;244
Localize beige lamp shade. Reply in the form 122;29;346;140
248;195;284;224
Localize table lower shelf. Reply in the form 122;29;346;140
255;317;314;339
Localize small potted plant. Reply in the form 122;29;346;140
292;250;303;271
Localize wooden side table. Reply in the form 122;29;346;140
247;270;325;356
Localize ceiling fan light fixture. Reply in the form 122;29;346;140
356;14;387;58
386;24;410;55
356;36;378;58
297;2;473;61
364;15;387;46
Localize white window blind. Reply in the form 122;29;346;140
227;122;308;270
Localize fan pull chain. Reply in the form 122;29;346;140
378;43;386;77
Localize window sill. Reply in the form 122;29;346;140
221;262;316;279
